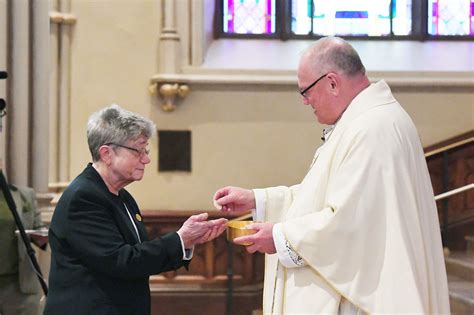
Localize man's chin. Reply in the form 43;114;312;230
315;114;332;125
314;112;323;123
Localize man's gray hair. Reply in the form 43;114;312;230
303;36;366;77
87;104;156;161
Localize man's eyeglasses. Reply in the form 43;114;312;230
105;143;150;158
298;73;328;98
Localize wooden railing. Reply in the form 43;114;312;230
435;183;474;201
425;130;474;250
425;137;473;158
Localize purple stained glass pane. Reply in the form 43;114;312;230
335;11;369;19
471;1;474;35
228;0;234;33
428;0;472;36
432;2;438;17
266;0;272;33
223;0;275;34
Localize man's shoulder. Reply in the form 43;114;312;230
348;101;411;134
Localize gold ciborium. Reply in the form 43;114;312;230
226;221;257;246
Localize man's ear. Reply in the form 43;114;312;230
327;73;339;95
98;145;113;165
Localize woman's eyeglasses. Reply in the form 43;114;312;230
104;143;150;158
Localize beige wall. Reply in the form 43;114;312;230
69;0;161;202
392;85;473;146
66;0;473;211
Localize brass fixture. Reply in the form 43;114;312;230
50;11;77;25
153;83;190;112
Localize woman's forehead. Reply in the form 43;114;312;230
128;135;149;145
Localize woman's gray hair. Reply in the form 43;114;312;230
303;36;366;77
87;104;156;161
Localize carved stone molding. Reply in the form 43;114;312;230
49;11;76;25
149;82;190;112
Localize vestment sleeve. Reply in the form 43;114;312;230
258;185;300;223
273;223;305;268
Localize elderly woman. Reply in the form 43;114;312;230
44;104;227;315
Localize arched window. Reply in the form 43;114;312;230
216;0;474;39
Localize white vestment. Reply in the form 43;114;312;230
259;81;450;314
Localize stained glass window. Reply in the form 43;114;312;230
223;0;276;34
291;0;412;36
428;0;474;35
219;0;474;38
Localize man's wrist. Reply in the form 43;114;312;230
253;189;267;221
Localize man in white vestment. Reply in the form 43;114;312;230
213;37;450;314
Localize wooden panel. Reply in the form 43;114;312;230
141;211;264;315
427;142;474;220
150;283;263;315
425;131;474;250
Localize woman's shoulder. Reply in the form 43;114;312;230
60;170;107;202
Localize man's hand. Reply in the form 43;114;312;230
233;222;276;254
178;213;227;249
213;186;256;213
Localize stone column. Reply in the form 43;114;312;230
6;0;30;186
49;0;74;184
31;0;50;193
58;0;72;183
159;0;181;73
49;0;60;183
6;0;50;192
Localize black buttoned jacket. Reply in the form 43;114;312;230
44;164;188;315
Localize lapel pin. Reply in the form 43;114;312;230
135;214;142;221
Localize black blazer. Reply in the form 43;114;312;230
44;164;188;315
